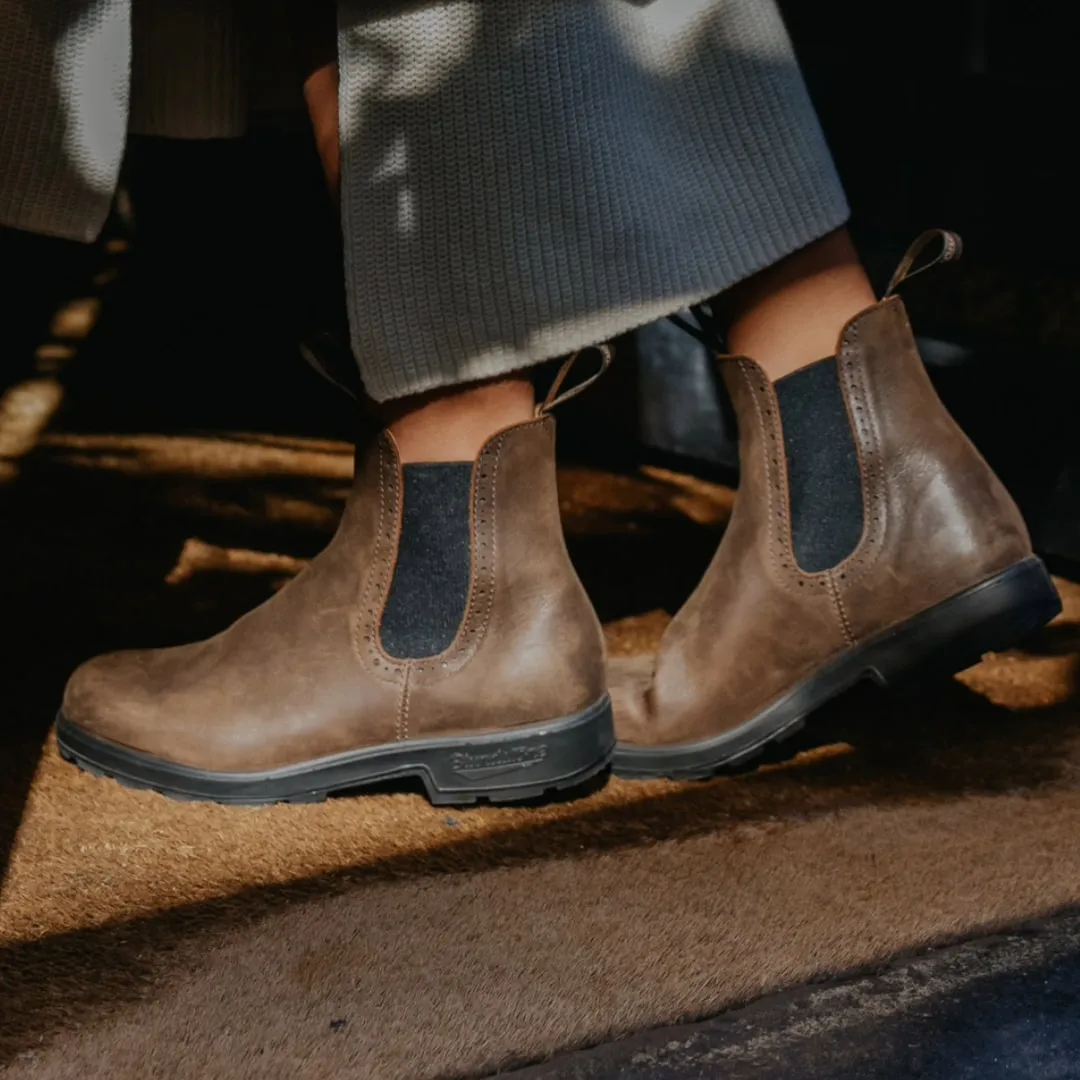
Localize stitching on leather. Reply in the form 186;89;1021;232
398;665;411;741
352;441;407;684
422;422;512;676
741;360;779;579
392;417;548;688
458;433;502;656
350;448;385;667
826;570;856;645
743;360;826;597
834;318;888;588
837;323;873;553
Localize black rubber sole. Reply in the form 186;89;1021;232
56;695;614;807
613;556;1062;781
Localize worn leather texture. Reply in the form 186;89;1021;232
617;297;1033;749
62;417;607;771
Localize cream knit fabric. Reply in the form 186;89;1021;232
1;0;849;400
0;0;130;242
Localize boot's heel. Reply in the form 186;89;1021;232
864;557;1062;688
420;696;615;806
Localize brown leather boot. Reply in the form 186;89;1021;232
57;377;613;806
613;233;1061;779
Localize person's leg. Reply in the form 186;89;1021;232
57;0;1060;802
56;5;613;807
301;49;537;461
718;227;877;382
303;60;341;196
612;225;1061;778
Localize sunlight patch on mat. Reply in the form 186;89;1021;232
40;432;354;481
960;647;1079;711
958;578;1080;710
49;297;102;341
166;538;309;587
164;483;345;529
558;466;734;533
0;379;65;479
0;291;107;480
641;465;736;526
605;610;670;657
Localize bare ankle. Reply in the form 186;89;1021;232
719;228;878;381
380;376;536;463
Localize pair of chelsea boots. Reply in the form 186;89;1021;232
58;235;1062;804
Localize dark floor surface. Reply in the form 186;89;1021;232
503;910;1080;1080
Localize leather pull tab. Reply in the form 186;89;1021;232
884;229;963;297
536;344;613;416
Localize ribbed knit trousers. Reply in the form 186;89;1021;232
1;0;850;401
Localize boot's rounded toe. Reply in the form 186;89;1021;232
61;649;162;751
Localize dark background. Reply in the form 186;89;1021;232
793;0;1080;565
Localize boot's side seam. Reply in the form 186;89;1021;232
426;428;506;676
834;320;888;588
354;438;409;685
826;570;856;645
739;359;782;582
398;665;412;741
740;359;831;601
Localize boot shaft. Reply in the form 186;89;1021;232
348;416;607;738
61;413;611;787
720;295;1032;642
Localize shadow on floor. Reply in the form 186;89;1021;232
501;910;1080;1080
